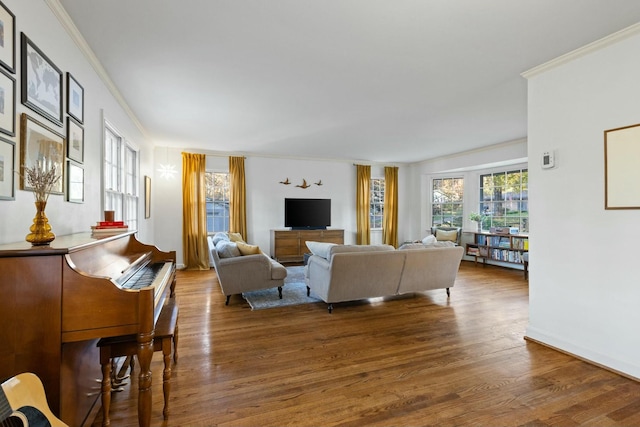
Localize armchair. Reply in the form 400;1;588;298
208;235;287;305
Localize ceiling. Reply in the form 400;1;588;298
58;0;640;164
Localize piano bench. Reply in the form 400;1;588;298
98;298;179;425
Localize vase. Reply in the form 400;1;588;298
476;223;481;232
26;201;55;246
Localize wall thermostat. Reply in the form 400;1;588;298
541;150;555;169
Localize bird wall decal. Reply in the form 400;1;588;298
296;179;311;189
279;178;291;185
314;180;323;186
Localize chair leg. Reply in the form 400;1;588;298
278;286;283;299
162;337;172;420
100;356;112;427
173;322;179;364
225;295;231;305
446;288;450;297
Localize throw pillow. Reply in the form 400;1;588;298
422;235;437;245
433;241;455;247
228;232;245;243
236;241;261;255
212;232;230;246
216;240;240;258
435;229;458;243
306;241;336;260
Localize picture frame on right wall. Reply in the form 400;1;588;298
67;72;84;124
604;123;640;209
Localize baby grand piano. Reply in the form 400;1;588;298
0;231;176;427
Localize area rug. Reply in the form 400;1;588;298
242;266;322;310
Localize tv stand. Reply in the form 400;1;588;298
270;229;344;263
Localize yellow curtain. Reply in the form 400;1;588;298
383;166;399;248
356;164;370;245
181;152;210;270
229;156;247;241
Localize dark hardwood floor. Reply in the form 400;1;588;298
91;261;640;426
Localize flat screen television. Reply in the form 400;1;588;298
284;198;331;230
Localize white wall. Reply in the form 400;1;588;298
525;27;640;379
0;0;155;245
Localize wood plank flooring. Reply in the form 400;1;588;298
91;261;640;426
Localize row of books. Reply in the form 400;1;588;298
476;235;528;250
489;249;525;263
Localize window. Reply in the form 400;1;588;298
480;169;528;232
370;178;384;229
205;172;230;233
104;124;139;230
431;177;464;227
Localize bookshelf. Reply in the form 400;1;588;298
466;231;528;273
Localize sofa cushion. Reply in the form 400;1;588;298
328;244;395;262
228;232;245;243
216;240;241;258
236;241;261;256
212;232;230;246
398;243;425;250
306;241;337;260
435;229;458;242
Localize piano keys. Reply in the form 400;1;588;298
0;231;176;427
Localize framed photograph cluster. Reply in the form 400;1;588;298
0;2;88;203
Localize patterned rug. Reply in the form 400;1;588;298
242;266;322;310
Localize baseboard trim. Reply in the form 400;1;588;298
524;335;640;383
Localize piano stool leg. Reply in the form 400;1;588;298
100;349;113;427
161;336;172;419
173;320;179;364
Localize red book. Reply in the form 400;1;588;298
92;225;129;230
98;221;125;226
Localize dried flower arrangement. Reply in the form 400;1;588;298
23;162;61;203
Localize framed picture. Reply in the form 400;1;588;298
0;67;15;136
66;160;84;203
604;123;640;209
21;33;62;126
0;136;15;200
66;116;83;163
67;73;84;124
145;175;151;218
20;113;65;195
0;1;15;74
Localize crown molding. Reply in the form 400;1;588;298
45;0;149;139
522;22;640;79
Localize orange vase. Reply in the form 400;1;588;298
25;201;56;246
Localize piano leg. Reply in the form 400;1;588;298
137;333;154;427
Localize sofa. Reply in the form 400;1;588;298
208;233;287;305
305;242;464;312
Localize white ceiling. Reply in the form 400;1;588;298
58;0;640;163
